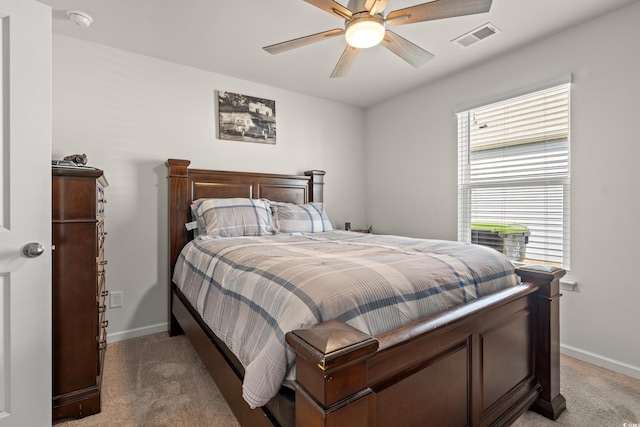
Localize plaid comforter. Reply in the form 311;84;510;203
172;231;518;408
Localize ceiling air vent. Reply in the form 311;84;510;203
452;23;500;48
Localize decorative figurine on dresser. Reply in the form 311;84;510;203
52;158;108;420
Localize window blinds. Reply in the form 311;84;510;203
457;83;570;268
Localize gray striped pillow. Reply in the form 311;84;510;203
192;198;276;238
271;201;333;233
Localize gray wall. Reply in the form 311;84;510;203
365;2;640;378
52;34;367;341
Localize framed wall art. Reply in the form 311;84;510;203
217;91;276;144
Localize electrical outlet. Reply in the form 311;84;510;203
110;291;123;308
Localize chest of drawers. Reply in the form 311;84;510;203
52;166;108;420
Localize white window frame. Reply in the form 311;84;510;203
456;78;571;269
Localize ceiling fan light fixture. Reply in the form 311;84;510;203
345;16;385;49
263;0;493;77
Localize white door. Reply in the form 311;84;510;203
0;0;51;426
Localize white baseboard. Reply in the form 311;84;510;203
107;322;168;343
561;343;640;380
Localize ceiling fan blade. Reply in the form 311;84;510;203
386;0;492;27
263;29;344;55
365;0;390;15
381;31;434;68
304;0;353;20
331;45;360;78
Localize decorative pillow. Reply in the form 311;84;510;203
270;201;333;233
191;198;276;238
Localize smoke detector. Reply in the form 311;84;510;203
66;10;93;28
452;23;500;48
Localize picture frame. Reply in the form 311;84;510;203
217;91;276;144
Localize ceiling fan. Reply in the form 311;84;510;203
263;0;493;78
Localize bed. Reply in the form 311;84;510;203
166;158;566;427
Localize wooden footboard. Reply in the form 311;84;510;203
285;267;565;427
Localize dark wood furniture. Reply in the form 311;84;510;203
166;158;566;427
52;166;108;420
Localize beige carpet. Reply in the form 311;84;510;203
55;333;240;427
56;333;640;427
514;354;640;427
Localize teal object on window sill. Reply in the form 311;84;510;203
471;222;530;262
471;223;530;236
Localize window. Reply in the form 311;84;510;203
457;82;571;268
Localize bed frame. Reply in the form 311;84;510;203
166;158;566;427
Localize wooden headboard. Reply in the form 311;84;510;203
165;158;325;291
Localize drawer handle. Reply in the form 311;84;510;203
101;290;109;297
99;340;107;350
98;260;108;265
102;320;109;328
98;305;106;313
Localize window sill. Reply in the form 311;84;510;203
560;276;577;292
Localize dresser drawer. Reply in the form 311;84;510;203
52;173;101;221
97;184;106;216
97;220;106;256
97;259;107;289
97;311;108;376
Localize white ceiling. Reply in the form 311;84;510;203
38;0;638;108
